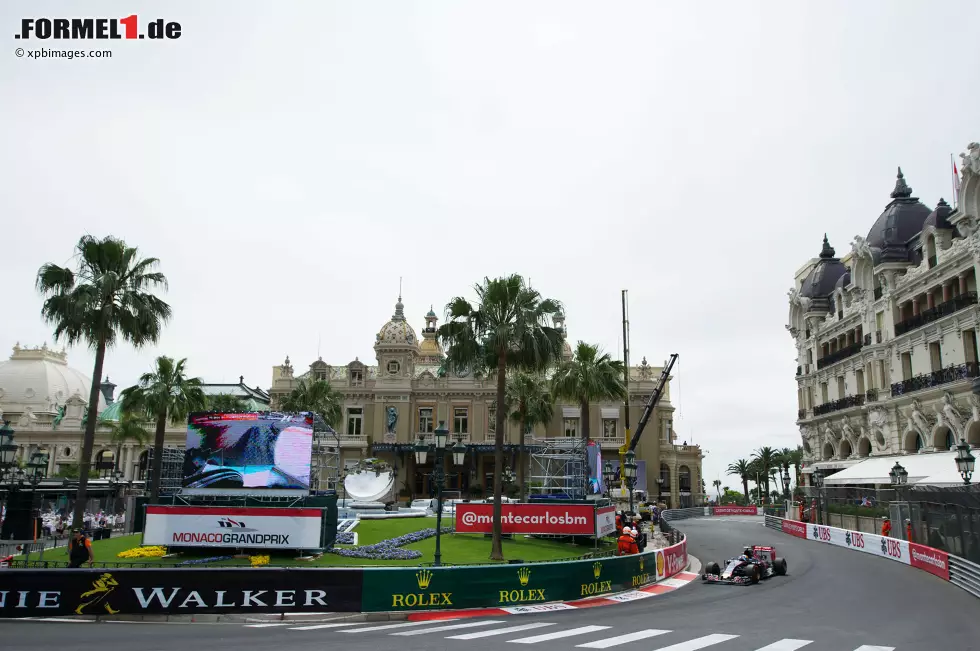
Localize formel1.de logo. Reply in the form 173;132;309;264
16;16;181;40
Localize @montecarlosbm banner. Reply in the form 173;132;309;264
0;568;363;618
455;503;596;535
143;505;324;549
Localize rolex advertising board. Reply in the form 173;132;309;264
360;551;657;612
0;567;363;618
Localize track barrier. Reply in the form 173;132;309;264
764;513;980;600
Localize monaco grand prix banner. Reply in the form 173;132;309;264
455;503;596;535
0;567;362;618
143;505;324;549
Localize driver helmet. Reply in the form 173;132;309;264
743;547;754;558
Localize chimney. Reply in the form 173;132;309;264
239;375;244;385
100;376;117;405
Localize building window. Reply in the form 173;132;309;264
929;342;942;372
350;370;363;387
486;401;497;437
602;419;617;439
419;407;434;433
836;376;845;399
453;407;469;435
901;352;913;381
820;382;829;403
563;418;579;437
346;408;363;436
315;370;327;381
387;360;400;375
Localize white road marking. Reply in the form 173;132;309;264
447;622;556;640
288;622;372;631
16;618;93;623
576;629;672;648
752;640;813;650
659;578;691;588
245;623;295;628
391;620;506;636
509;625;610;644
650;633;740;650
852;647;895;651
338;620;457;633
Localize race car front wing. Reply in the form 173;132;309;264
701;573;753;585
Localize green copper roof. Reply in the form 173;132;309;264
98;400;124;423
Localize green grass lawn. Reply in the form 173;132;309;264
24;518;613;568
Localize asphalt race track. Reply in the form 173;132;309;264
3;517;979;650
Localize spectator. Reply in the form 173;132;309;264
68;529;94;568
881;517;891;537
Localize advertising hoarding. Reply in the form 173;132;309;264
0;567;362;618
909;542;950;580
455;503;596;535
713;505;759;516
143;506;323;549
182;412;313;495
595;506;617;537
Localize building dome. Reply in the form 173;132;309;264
834;269;851;292
0;343;106;415
375;296;418;347
865;168;932;262
800;235;848;300
923;198;954;231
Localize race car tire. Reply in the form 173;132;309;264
745;564;761;584
704;561;721;576
774;557;788;575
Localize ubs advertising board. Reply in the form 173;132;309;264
455;503;596;535
0;567;362;618
143;505;324;549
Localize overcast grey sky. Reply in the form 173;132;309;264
2;1;978;486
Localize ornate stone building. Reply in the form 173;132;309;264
269;295;704;507
0;342;269;484
788;142;980;483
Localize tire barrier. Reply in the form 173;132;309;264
0;538;691;618
764;514;980;600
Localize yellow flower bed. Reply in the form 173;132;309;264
250;555;270;567
117;545;168;559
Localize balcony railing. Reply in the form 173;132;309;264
817;341;863;369
895;292;978;336
865;388;879;402
797;409;806;420
813;394;865;416
890;362;980;396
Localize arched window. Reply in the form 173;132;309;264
926;234;937;268
679;466;691;492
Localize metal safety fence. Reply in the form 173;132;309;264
950;555;980;598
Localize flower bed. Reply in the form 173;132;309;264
250;555;270;567
331;527;453;560
117;545;167;559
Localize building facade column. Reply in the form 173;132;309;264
912;298;920;316
960;273;969;294
942;282;952;303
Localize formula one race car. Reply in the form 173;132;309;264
701;545;787;585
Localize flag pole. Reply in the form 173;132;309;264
951;153;959;209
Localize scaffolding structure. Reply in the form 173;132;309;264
310;415;340;495
529;437;588;499
146;446;184;496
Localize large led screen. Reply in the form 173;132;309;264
182;412;313;494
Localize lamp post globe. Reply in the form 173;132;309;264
0;421;17;469
954;439;976;485
434;421;449;450
413;434;428;466
451;440;467;467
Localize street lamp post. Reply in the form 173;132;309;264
0;421;17;478
889;461;909;539
603;461;616;499
415;421;464;567
781;468;791;501
812;472;824;525
954;439;976;485
24;450;48;542
624;450;637;515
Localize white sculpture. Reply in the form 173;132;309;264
961;142;980;176
851;235;874;261
908;400;931;438
840;418;856;442
940;392;965;437
970;393;980;422
824;421;838;441
16;407;37;429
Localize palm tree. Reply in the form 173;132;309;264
120;356;206;502
712;479;722;502
279;379;342;427
107;410;150;474
551;342;627;442
789;446;804;490
438;275;564;560
726;459;751;505
37;234;171;528
505;372;555;502
206;393;250;412
752;447;779;505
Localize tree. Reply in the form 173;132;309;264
505;371;555;502
206;393;249;412
120;356;206;502
752;447;779;505
279;379;342;427
107;409;150;473
438;275;564;560
551;342;626;442
726;459;751;505
712;478;722;502
37;234;171;528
